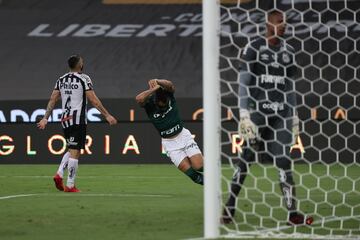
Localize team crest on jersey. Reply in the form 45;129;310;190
282;53;290;63
261;54;269;61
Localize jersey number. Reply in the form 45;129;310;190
65;96;71;113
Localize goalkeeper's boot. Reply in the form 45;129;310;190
64;186;81;193
288;213;313;225
53;174;64;191
220;207;235;224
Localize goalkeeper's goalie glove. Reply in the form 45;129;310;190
239;110;258;143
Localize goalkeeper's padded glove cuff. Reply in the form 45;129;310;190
240;109;250;119
293;115;299;126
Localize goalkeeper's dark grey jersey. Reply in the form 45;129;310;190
238;38;297;115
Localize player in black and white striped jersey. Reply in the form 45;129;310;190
55;71;93;128
37;55;117;192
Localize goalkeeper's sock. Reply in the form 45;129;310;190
66;158;79;188
279;169;297;212
184;167;203;185
289;211;298;218
225;166;247;211
57;151;70;178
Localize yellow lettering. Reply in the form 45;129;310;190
0;135;15;156
227;108;233;120
48;135;66;155
130;109;135;122
290;136;305;154
311;108;317;120
81;135;93;155
105;135;110;155
26;136;37;155
192;108;203;120
232;134;244;154
334;108;346;120
122;135;140;154
161;145;166;155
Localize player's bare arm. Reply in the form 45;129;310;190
86;90;117;125
135;84;160;106
37;90;60;130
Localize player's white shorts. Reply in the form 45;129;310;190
162;127;202;167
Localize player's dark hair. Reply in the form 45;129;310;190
68;55;81;69
155;88;169;104
267;9;283;20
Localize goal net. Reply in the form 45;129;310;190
204;0;360;239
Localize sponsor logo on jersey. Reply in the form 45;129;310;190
271;54;280;68
59;83;79;90
260;53;269;61
262;102;285;111
153;101;173;118
161;124;180;136
260;75;285;85
282;53;290;63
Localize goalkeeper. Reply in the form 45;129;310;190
222;10;313;225
136;79;204;185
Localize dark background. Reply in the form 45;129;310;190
0;0;359;164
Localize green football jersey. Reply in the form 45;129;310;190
144;93;183;138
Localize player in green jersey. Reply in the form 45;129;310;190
136;79;204;185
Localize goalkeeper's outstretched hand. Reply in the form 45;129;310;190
238;110;258;142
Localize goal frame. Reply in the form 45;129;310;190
203;0;360;239
203;0;221;239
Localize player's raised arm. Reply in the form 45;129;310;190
239;42;256;112
135;83;160;106
37;89;60;130
154;79;175;93
238;42;258;142
285;45;300;139
86;90;117;125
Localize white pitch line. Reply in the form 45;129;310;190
0;194;38;200
0;176;180;179
0;193;172;200
255;215;360;234
43;193;173;198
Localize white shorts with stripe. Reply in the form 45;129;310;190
162;127;202;167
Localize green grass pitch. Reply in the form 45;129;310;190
0;164;359;240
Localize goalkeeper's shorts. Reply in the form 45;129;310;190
162;127;202;167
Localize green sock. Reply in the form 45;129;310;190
184;167;203;185
196;167;203;172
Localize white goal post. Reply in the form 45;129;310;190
203;0;221;239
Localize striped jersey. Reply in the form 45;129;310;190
54;72;93;128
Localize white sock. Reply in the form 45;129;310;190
57;152;70;178
66;158;79;188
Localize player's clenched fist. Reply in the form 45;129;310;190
37;118;48;130
238;110;257;142
148;79;160;89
